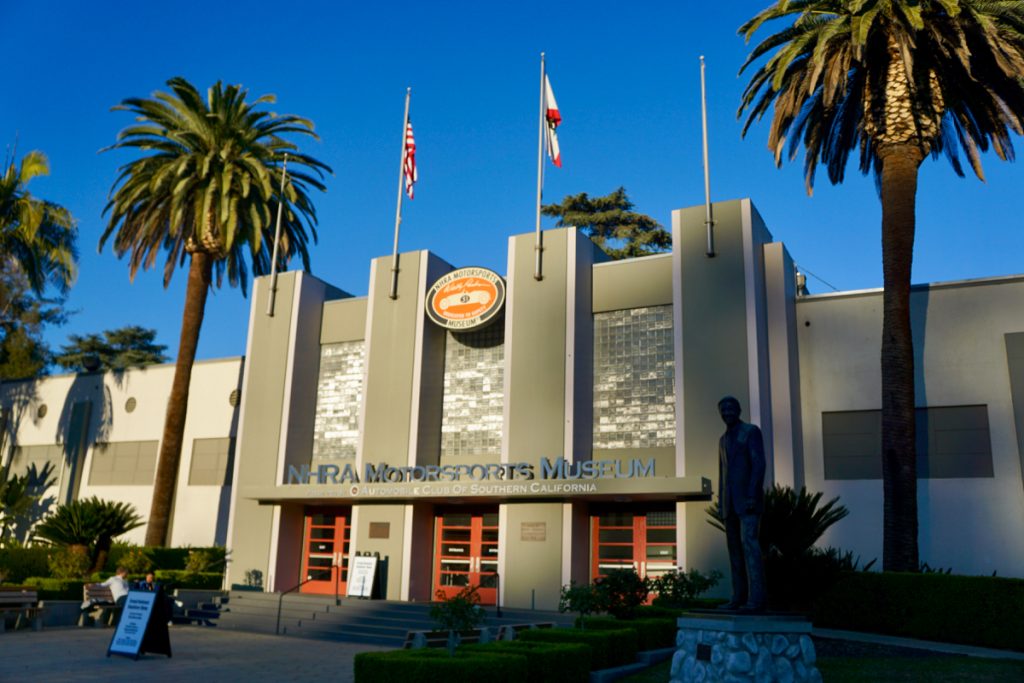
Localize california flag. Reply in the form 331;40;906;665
544;74;562;167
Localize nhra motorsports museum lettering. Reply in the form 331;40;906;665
285;457;660;501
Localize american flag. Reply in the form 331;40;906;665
404;121;417;199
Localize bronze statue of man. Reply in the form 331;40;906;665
717;395;767;612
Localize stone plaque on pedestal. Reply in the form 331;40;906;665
672;613;822;683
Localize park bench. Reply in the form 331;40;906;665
79;584;123;627
0;587;44;632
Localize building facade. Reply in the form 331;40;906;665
4;198;1023;607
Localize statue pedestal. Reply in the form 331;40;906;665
672;612;822;683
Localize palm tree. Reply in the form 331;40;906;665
34;497;145;573
101;77;330;546
0;148;77;297
738;1;1024;571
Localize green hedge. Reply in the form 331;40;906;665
154;571;223;590
517;627;638;670
354;648;528;683
581;617;677;650
105;545;227;572
813;572;1024;651
0;547;51;583
461;641;590;683
20;577;87;600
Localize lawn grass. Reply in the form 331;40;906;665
618;656;1024;682
817;657;1024;682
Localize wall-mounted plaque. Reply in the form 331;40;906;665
369;522;390;539
520;522;546;542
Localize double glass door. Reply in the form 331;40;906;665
300;507;351;595
591;508;677;581
434;510;499;605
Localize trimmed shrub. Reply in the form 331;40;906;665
581;616;677;650
354;648;528;683
813;572;1024;651
22;577;87;600
0;546;52;583
102;545;226;572
461;641;590;683
517;627;638;670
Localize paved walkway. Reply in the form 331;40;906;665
0;626;389;682
813;627;1024;661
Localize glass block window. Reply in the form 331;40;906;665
89;441;158;485
593;306;676;449
441;320;505;457
312;341;365;462
188;437;235;486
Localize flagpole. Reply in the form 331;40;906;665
266;153;290;316
700;56;715;258
534;52;546;281
390;88;412;300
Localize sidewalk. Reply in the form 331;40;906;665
813;627;1024;661
0;626;390;682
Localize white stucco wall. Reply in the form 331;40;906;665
797;276;1024;577
1;357;242;548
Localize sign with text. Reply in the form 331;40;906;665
107;590;171;660
425;267;505;331
347;556;378;598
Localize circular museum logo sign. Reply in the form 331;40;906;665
425;267;506;331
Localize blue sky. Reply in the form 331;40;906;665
4;1;1022;362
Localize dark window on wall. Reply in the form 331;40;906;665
10;444;64;475
89;441;158;485
188;437;236;486
822;406;993;480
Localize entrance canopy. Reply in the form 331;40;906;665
242;474;712;506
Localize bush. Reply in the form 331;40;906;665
48;546;91;579
430;585;486;655
154;570;222;590
115;546;155;574
593;569;650;620
813;571;1024;651
461;641;590;683
517;627;638;670
581;617;677;650
0;546;51;583
650;568;722;608
354;648;528;683
559;580;599;628
22;577;87;600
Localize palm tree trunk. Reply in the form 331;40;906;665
878;144;923;573
144;251;212;546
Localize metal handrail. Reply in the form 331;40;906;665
275;577;317;635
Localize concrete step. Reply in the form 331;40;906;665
218;591;574;646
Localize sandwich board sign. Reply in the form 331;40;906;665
346;555;378;598
107;590;172;660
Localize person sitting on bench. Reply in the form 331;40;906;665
81;567;130;612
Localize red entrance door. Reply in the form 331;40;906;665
591;508;677;581
300;507;351;595
434;510;499;605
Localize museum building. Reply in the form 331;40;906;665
3;198;1024;610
